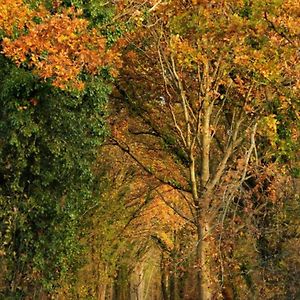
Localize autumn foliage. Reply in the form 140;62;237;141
0;0;299;299
1;0;121;89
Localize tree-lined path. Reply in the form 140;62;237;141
0;1;299;299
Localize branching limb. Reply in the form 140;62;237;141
110;137;190;193
158;46;188;149
155;188;195;225
171;54;192;148
207;115;244;192
264;11;297;47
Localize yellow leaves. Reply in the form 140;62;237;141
139;185;188;232
169;34;181;51
234;54;250;65
170;35;209;69
278;95;290;111
0;0;48;36
109;67;120;78
153;231;174;251
268;0;300;38
57;35;68;43
233;45;253;67
258;115;278;147
170;35;193;55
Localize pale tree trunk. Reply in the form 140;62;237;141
97;283;107;300
196;72;214;300
169;231;179;300
195;215;214;300
95;264;108;300
130;262;145;300
107;283;113;300
161;46;233;300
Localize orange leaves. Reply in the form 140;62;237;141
1;3;120;90
250;163;290;204
0;0;38;36
130;184;189;241
152;185;188;229
267;0;300;40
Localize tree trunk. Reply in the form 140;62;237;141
169;270;177;300
196;219;214;300
113;266;130;300
170;232;179;300
97;283;107;300
161;253;169;300
130;262;144;300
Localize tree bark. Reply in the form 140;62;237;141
196;217;213;300
161;253;169;300
97;283;107;300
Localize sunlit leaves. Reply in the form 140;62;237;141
1;2;121;90
0;0;44;37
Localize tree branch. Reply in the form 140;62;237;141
110;137;190;193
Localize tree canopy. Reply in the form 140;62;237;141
0;1;299;299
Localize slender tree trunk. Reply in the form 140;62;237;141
95;263;108;300
170;231;179;300
107;283;114;300
169;262;178;300
161;253;169;300
113;267;129;300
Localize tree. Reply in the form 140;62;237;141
116;0;299;298
0;1;115;297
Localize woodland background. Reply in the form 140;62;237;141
0;1;299;299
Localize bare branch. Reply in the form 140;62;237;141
171;54;192;148
240;123;258;183
157;45;188;149
264;11;297;47
207;115;244;192
148;0;163;12
178;189;197;221
168;103;188;148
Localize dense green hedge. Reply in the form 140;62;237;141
0;54;109;297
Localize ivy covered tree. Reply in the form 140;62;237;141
0;54;110;298
0;0;115;297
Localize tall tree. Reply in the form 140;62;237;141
116;0;299;298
